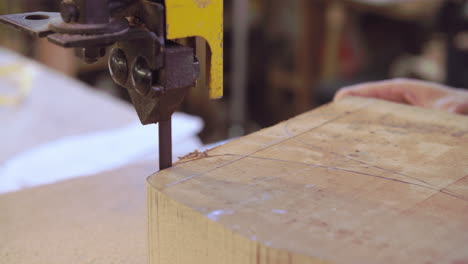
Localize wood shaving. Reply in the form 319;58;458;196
177;150;209;163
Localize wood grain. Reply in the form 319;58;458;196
147;97;468;264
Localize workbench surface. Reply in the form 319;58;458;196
0;162;153;264
148;97;468;264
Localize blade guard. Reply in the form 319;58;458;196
165;0;223;99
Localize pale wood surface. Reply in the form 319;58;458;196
148;97;468;264
0;161;153;264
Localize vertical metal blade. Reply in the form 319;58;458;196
159;119;172;170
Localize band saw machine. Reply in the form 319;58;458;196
0;0;223;170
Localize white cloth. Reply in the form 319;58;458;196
0;113;204;194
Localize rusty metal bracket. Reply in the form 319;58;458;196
0;12;62;37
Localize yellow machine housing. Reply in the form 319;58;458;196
165;0;223;99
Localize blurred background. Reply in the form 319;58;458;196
1;0;468;145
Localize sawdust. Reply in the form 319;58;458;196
176;150;209;164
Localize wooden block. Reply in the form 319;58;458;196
147;97;468;264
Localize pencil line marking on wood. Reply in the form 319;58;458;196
175;153;468;202
282;103;467;201
166;103;374;189
164;101;466;201
284;114;438;188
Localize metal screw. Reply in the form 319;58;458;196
109;48;128;85
132;56;153;96
60;0;79;23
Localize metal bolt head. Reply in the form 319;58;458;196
132;56;153;96
109;48;128;85
60;0;79;23
75;47;106;64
